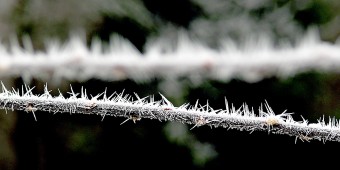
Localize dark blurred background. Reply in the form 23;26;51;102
0;0;340;169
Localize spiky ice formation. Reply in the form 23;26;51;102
0;31;339;84
0;83;340;143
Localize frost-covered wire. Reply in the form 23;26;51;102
0;31;339;84
1;83;340;143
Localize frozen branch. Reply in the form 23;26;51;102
1;83;340;143
0;32;339;84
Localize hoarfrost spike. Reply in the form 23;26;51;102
120;117;131;125
101;113;107;122
68;85;78;98
1;82;8;94
159;93;173;107
194;100;199;111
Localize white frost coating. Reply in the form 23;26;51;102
0;31;339;84
0;83;340;143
